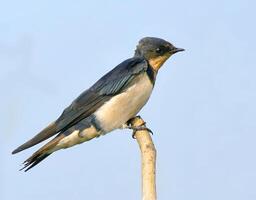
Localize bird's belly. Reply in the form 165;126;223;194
94;73;153;133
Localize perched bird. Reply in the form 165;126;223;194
12;37;184;171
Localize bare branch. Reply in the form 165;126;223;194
130;116;157;200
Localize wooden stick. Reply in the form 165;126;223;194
130;116;157;200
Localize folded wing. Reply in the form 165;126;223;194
12;57;148;154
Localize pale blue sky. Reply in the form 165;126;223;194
1;0;256;200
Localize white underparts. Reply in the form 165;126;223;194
94;73;153;132
55;72;153;150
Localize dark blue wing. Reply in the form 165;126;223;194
55;57;148;132
12;57;148;154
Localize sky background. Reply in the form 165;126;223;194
1;0;256;200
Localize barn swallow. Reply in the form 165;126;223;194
12;37;184;171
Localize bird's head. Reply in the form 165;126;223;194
135;37;184;71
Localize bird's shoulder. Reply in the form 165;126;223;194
90;56;149;92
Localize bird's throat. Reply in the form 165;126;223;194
148;54;171;71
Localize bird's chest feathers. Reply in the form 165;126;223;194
95;73;153;132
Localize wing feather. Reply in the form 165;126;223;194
12;57;148;153
55;57;148;132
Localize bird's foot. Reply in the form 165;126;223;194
129;126;153;139
123;116;153;139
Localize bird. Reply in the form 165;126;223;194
12;37;184;171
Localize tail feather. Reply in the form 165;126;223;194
20;134;65;171
21;153;51;172
12;122;58;154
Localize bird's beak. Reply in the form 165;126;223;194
171;47;185;54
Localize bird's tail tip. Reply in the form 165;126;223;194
20;152;51;172
16;133;63;172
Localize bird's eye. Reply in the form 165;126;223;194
156;48;162;54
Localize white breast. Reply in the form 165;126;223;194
94;73;153;133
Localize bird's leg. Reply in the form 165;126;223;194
123;116;153;139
